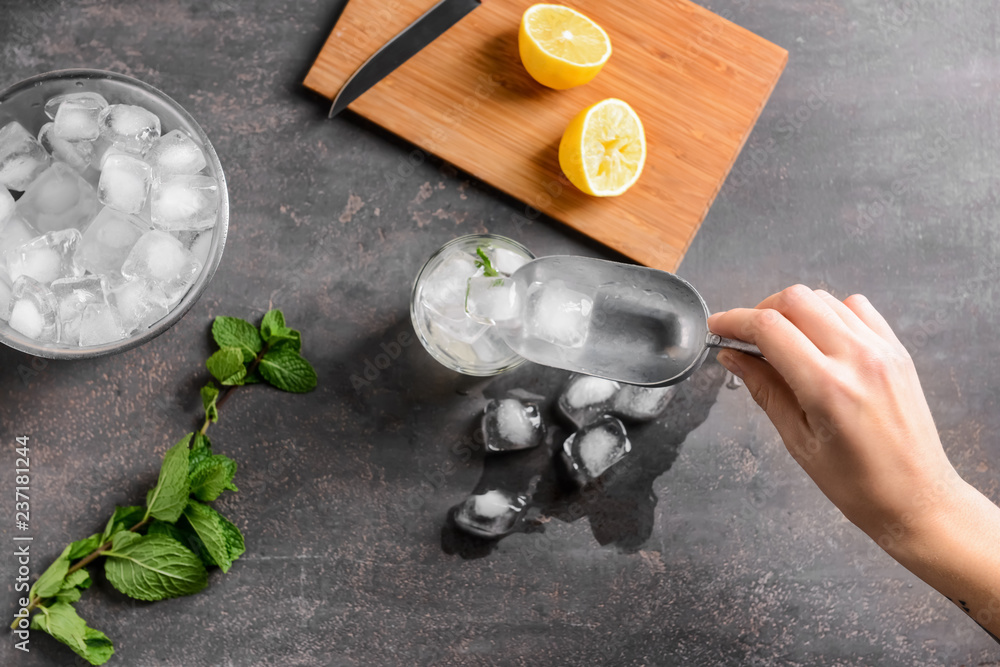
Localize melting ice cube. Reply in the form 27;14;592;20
525;279;592;349
453;489;527;538
557;374;621;428
7;276;58;342
561;415;632;486
490;247;530;275
38;122;95;174
613;384;676;422
422;250;482;321
146;130;207;176
77;206;148;276
482;398;545;452
15;162;99;233
121;230;201;303
44;92;109;121
0;215;39;252
79;303;126;347
53;98;103;142
99;153;152;214
6;229;84;286
466;276;519;325
0;121;52;191
108;278;170;333
98;104;161;154
51;275;107;345
150;174;219;231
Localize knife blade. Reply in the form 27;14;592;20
329;0;483;117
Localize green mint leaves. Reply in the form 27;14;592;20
205;309;317;396
475;246;500;277
20;309;318;665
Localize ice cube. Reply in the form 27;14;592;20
188;230;213;266
422;250;482;321
613;384;676;422
77;207;148;276
466;276;519;325
51;275;107;344
0;188;14;226
561;415;632;486
0;122;52;191
38;122;96;174
54;99;103;142
482;398;545;452
6;229;84;286
78;303;126;346
7;276;58;341
453;489;527;538
525;279;592;348
150;174;219;231
97;104;161;154
121;230;201;303
0;268;11;320
557;374;621;428
44;92;108;121
108;278;170;333
491;247;530;275
99;153;152;214
428;310;489;345
146;130;207;176
15;163;99;233
0;215;39;252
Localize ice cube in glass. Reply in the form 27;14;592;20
0;187;14;226
51;275;107;345
466;276;519;325
150;174;219;231
44;92;109;121
108;278;170;333
0;215;39;253
77;207;148;277
6;229;83;286
38;122;95;174
121;230;201;303
99;153;152;214
54;99;103;142
7;276;58;342
0;121;52;191
0;268;12;321
79;303;126;346
15;162;99;233
146;130;207;176
97;104;161;154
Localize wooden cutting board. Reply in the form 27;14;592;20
305;0;786;271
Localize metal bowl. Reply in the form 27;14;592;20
0;68;229;359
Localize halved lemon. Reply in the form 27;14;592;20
559;98;646;197
518;4;612;90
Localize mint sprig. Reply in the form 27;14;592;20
14;309;317;665
475;246;500;277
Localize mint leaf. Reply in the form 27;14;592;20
52;569;92;603
30;602;114;665
189;432;212;468
267;327;301;353
201;383;220;423
258;348;317;393
101;506;145;543
145;435;192;523
259;310;285;341
67;533;102;560
104;532;207;601
206;347;247;386
212;316;262;362
243;368;263;384
189;454;238;502
148;521;210;564
476;247;499;277
30;544;72;600
183;500;239;573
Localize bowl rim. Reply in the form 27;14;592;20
0;68;229;360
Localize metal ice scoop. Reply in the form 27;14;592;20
480;256;763;386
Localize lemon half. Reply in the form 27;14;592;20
518;4;612;90
559;98;646;197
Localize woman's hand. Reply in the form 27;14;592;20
709;285;1000;639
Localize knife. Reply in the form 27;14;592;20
329;0;483;117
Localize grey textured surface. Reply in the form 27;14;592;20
1;0;998;665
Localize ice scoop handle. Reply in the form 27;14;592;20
705;333;765;359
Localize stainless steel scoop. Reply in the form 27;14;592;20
493;256;763;386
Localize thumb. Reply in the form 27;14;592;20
717;349;811;445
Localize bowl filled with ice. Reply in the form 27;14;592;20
0;69;228;359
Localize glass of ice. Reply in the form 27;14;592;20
0;69;228;359
410;234;534;376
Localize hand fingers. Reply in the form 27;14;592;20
708;306;827;400
843;294;905;348
813;290;875;340
717;349;812;452
755;285;857;356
